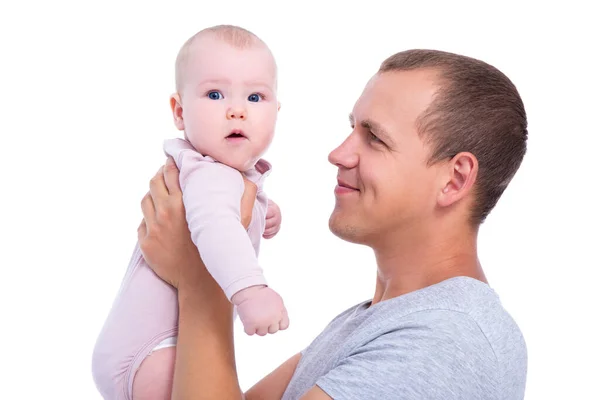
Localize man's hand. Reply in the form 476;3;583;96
137;158;258;291
263;199;282;239
137;157;259;400
137;157;200;290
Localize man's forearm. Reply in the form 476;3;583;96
171;277;243;400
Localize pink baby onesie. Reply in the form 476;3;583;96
91;137;271;400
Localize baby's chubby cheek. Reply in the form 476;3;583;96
181;132;212;157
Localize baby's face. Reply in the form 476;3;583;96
174;36;279;171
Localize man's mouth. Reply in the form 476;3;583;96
336;178;359;191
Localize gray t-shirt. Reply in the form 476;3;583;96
282;276;527;399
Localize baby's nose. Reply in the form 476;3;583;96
227;107;247;120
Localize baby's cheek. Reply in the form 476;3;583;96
184;100;224;132
255;119;276;148
184;115;223;151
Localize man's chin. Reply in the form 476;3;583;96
328;215;364;244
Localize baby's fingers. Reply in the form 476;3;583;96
244;323;257;336
256;326;268;336
268;323;279;334
280;310;290;331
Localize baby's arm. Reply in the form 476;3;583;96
176;154;267;299
164;140;287;335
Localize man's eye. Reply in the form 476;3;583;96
369;131;383;143
207;91;223;100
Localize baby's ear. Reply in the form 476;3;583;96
277;101;281;112
170;93;184;130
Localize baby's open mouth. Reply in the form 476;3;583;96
227;129;247;139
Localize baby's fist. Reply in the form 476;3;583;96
233;286;289;336
263;199;281;239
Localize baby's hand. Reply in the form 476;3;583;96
263;199;281;239
232;286;289;336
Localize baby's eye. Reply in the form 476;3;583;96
248;93;263;102
207;91;223;100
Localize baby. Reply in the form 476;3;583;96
92;25;288;400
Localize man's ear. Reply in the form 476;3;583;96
437;152;479;208
170;93;184;131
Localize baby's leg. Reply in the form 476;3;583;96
131;347;176;400
92;244;178;400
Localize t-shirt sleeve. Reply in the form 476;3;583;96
315;310;499;400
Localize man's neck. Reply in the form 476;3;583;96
370;221;486;305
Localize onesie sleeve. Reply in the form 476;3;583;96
164;139;267;299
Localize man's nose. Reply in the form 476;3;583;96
227;106;247;120
328;133;359;169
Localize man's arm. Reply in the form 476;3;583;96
172;278;242;400
175;286;302;400
244;353;302;400
138;161;299;399
299;386;333;399
170;248;300;400
138;158;248;399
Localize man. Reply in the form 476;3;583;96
137;49;528;399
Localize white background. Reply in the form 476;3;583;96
1;1;598;399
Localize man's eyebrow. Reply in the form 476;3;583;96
349;113;391;139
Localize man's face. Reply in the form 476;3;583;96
328;69;442;245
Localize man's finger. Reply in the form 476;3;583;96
149;166;169;207
141;192;155;225
242;177;257;200
163;157;182;196
137;219;147;242
240;177;257;228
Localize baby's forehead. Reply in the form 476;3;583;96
191;34;273;59
185;40;277;83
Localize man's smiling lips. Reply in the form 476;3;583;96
335;178;359;195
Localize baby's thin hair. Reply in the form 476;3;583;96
175;25;266;92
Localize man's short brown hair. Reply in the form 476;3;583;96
380;49;528;225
